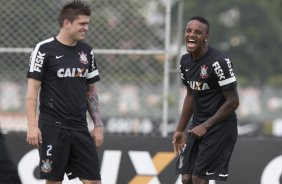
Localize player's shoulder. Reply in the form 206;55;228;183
34;37;56;48
208;46;225;57
77;41;92;51
208;46;230;63
31;37;56;58
180;53;191;64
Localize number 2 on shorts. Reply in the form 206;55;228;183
46;145;53;156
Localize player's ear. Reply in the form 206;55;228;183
204;34;210;42
63;19;71;28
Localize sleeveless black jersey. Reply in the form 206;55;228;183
27;37;100;129
180;46;237;124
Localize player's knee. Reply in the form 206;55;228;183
92;181;101;184
81;179;101;184
182;174;192;184
192;175;208;184
46;181;62;184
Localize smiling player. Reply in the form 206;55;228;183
172;16;239;184
25;1;103;184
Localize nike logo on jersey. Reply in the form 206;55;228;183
56;55;64;59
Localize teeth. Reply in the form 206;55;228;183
188;39;196;43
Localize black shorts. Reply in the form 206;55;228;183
0;131;22;184
39;123;101;181
176;117;238;181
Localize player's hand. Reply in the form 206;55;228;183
26;125;42;148
91;126;104;148
188;124;207;139
172;131;185;155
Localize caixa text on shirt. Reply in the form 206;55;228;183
57;68;88;78
187;81;210;90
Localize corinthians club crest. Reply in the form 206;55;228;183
200;65;209;78
78;51;88;64
41;159;53;173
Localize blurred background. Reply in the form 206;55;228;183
1;1;282;183
1;0;282;137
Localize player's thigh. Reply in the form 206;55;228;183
176;133;199;175
194;119;237;179
69;130;101;180
39;124;72;180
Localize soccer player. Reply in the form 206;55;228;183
172;16;239;184
25;1;103;184
0;130;22;184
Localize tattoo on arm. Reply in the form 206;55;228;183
86;84;103;127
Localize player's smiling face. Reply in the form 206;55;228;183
68;15;90;41
184;20;209;55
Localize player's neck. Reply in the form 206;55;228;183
191;45;208;61
56;32;77;46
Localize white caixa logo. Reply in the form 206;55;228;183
18;149;178;184
261;155;282;184
57;68;88;78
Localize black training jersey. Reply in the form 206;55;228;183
180;46;237;124
27;37;100;129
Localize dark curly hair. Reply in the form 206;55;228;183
189;16;210;33
58;0;91;27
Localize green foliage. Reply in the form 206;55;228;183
267;75;282;87
237;75;250;87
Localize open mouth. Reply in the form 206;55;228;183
80;32;86;37
187;38;197;48
187;38;196;44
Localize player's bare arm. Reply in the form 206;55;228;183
25;78;42;147
189;88;239;138
86;83;104;147
173;86;194;155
